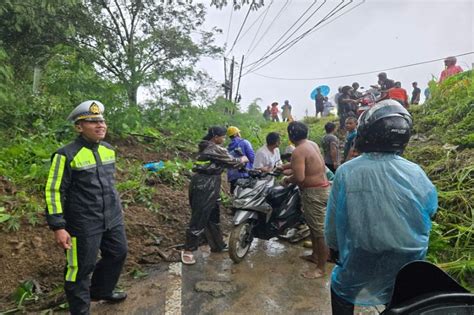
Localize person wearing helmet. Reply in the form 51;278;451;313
45;101;128;314
182;127;248;265
439;56;463;83
324;99;438;314
226;126;255;194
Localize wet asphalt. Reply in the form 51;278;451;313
90;238;380;314
182;238;333;314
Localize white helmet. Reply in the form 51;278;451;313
67;100;105;123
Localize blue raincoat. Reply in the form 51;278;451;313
325;153;438;306
227;137;255;182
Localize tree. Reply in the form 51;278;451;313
77;0;221;106
0;0;81;80
210;0;264;10
247;97;262;116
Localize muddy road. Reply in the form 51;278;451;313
90;239;378;315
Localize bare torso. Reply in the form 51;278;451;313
291;140;327;187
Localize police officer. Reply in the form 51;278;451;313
45;100;128;315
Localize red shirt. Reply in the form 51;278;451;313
388;88;408;103
439;65;463;82
271;106;279;117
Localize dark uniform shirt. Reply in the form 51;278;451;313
45;136;123;236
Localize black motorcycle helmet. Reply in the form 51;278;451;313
355;99;412;153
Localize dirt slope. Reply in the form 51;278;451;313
0;139;196;312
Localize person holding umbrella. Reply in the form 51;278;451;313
315;88;325;118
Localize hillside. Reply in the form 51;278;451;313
0;72;473;311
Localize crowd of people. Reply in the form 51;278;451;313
44;55;464;314
180;106;437;314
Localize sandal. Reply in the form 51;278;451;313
181;251;196;265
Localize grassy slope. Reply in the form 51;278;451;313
404;71;473;288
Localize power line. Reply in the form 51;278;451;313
246;0;321;71
245;0;351;74
305;0;364;38
224;5;234;50
245;0;356;75
234;1;273;49
245;0;274;57
246;0;291;58
226;3;255;57
249;51;474;81
245;0;340;71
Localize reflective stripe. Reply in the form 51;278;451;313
98;145;115;165
70;147;96;170
45;154;66;214
65;237;78;282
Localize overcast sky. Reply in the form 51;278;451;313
196;0;473;119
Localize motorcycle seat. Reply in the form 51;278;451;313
266;185;295;208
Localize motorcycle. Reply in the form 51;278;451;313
382;260;474;314
356;87;381;117
228;170;308;263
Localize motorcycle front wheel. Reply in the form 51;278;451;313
229;221;253;263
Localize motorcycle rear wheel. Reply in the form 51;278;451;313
229;221;253;263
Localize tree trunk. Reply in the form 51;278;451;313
127;85;138;107
33;65;42;94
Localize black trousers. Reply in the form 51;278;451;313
64;224;127;315
331;288;355;315
185;173;226;252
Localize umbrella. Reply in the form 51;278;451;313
310;85;330;100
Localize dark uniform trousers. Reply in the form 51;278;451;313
65;224;127;315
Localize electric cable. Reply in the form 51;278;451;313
224;5;234;51
234;1;274;49
245;0;349;73
248;51;474;81
245;0;274;57
246;0;291;58
245;0;324;71
245;0;354;74
226;3;255;57
306;0;365;38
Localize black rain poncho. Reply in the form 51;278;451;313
185;140;245;251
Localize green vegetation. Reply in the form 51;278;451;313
0;0;472;301
405;70;473;288
414;71;474;148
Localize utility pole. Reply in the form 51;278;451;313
229;56;235;103
234;55;244;103
223;57;230;100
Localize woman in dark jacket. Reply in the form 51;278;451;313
181;126;248;265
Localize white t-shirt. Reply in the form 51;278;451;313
254;145;281;170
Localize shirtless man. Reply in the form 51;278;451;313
281;121;330;279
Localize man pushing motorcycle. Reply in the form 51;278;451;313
279;121;330;279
